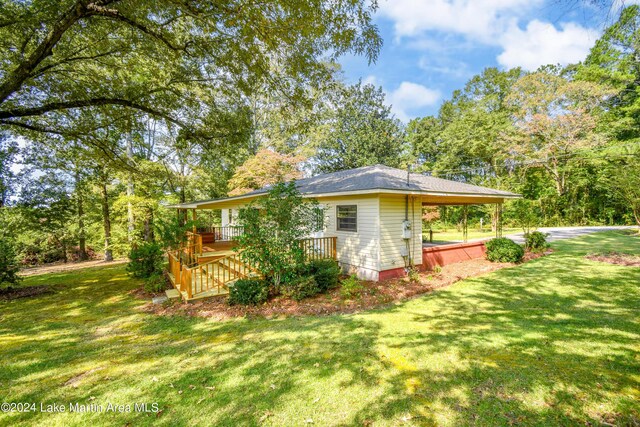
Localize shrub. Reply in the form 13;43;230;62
407;267;420;282
485;238;524;263
144;273;167;294
340;275;364;299
307;259;341;292
228;278;269;305
127;242;164;278
0;238;21;288
524;231;549;251
283;275;320;301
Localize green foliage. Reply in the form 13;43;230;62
237;182;323;288
0;0;381;144
228;279;269;306
407;267;421;282
0;237;21;287
314;81;408;173
305;259;341;292
126;242;164;279
433;265;442;274
340;275;364;299
508;199;541;234
282;275;320;301
485;238;525;263
144;273;167;294
524;231;550;252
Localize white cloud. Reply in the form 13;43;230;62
362;74;380;87
378;0;597;71
387;82;441;121
378;0;538;42
497;20;597;70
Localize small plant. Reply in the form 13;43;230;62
340;275;364;299
0;237;21;288
432;265;442;274
228;278;269;305
485;238;524;263
524;231;549;251
283;275;320;301
307;259;341;292
407;267;420;282
126;242;164;278
144;273;167;294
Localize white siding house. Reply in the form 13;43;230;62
171;165;519;281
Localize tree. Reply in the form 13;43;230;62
313;82;407;173
228;149;304;196
0;236;21;287
0;0;381;150
505;70;613;197
0;134;18;207
600;145;640;226
578;5;640;141
237;182;322;288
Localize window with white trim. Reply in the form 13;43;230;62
336;205;357;232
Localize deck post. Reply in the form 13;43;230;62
192;209;197;233
463;205;468;243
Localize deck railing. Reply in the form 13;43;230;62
185;231;203;254
299;236;337;261
196;226;244;242
168;235;338;300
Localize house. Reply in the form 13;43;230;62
168;165;519;300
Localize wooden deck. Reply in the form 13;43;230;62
167;234;337;302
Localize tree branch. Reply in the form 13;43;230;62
0;97;187;127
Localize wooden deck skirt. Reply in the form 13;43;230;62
378;241;487;281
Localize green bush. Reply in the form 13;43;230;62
524;231;549;251
340;275;364;299
485;238;524;263
307;259;341;292
0;238;21;288
228;278;269;305
283;275;320;301
407;267;420;282
126;242;164;278
144;273;167;294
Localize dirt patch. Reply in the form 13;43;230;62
585;252;640;267
19;259;127;277
0;285;53;301
139;250;550;320
64;367;104;387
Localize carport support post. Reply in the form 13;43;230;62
192;209;197;233
495;203;503;238
462;205;468;243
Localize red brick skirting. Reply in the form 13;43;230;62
421;241;487;270
378;241;488;281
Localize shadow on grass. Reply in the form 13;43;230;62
0;232;638;426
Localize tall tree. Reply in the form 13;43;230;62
0;0;381;150
313;82;407;173
228;149;304;196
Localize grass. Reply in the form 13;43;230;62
1;231;639;426
426;227;520;243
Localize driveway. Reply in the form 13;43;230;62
505;226;638;244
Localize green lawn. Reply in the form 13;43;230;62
1;232;639;426
427;227;520;243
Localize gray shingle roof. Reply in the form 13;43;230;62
174;165;519;208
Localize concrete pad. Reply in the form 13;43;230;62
165;289;181;300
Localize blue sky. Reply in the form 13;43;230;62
339;0;624;121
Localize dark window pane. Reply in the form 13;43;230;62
337;205;357;232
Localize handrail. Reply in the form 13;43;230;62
181;251;261;298
299;236;337;261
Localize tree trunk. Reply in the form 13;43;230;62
126;125;135;242
76;171;88;261
101;181;113;262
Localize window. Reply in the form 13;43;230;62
336;205;357;232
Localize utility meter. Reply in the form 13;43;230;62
402;220;412;239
